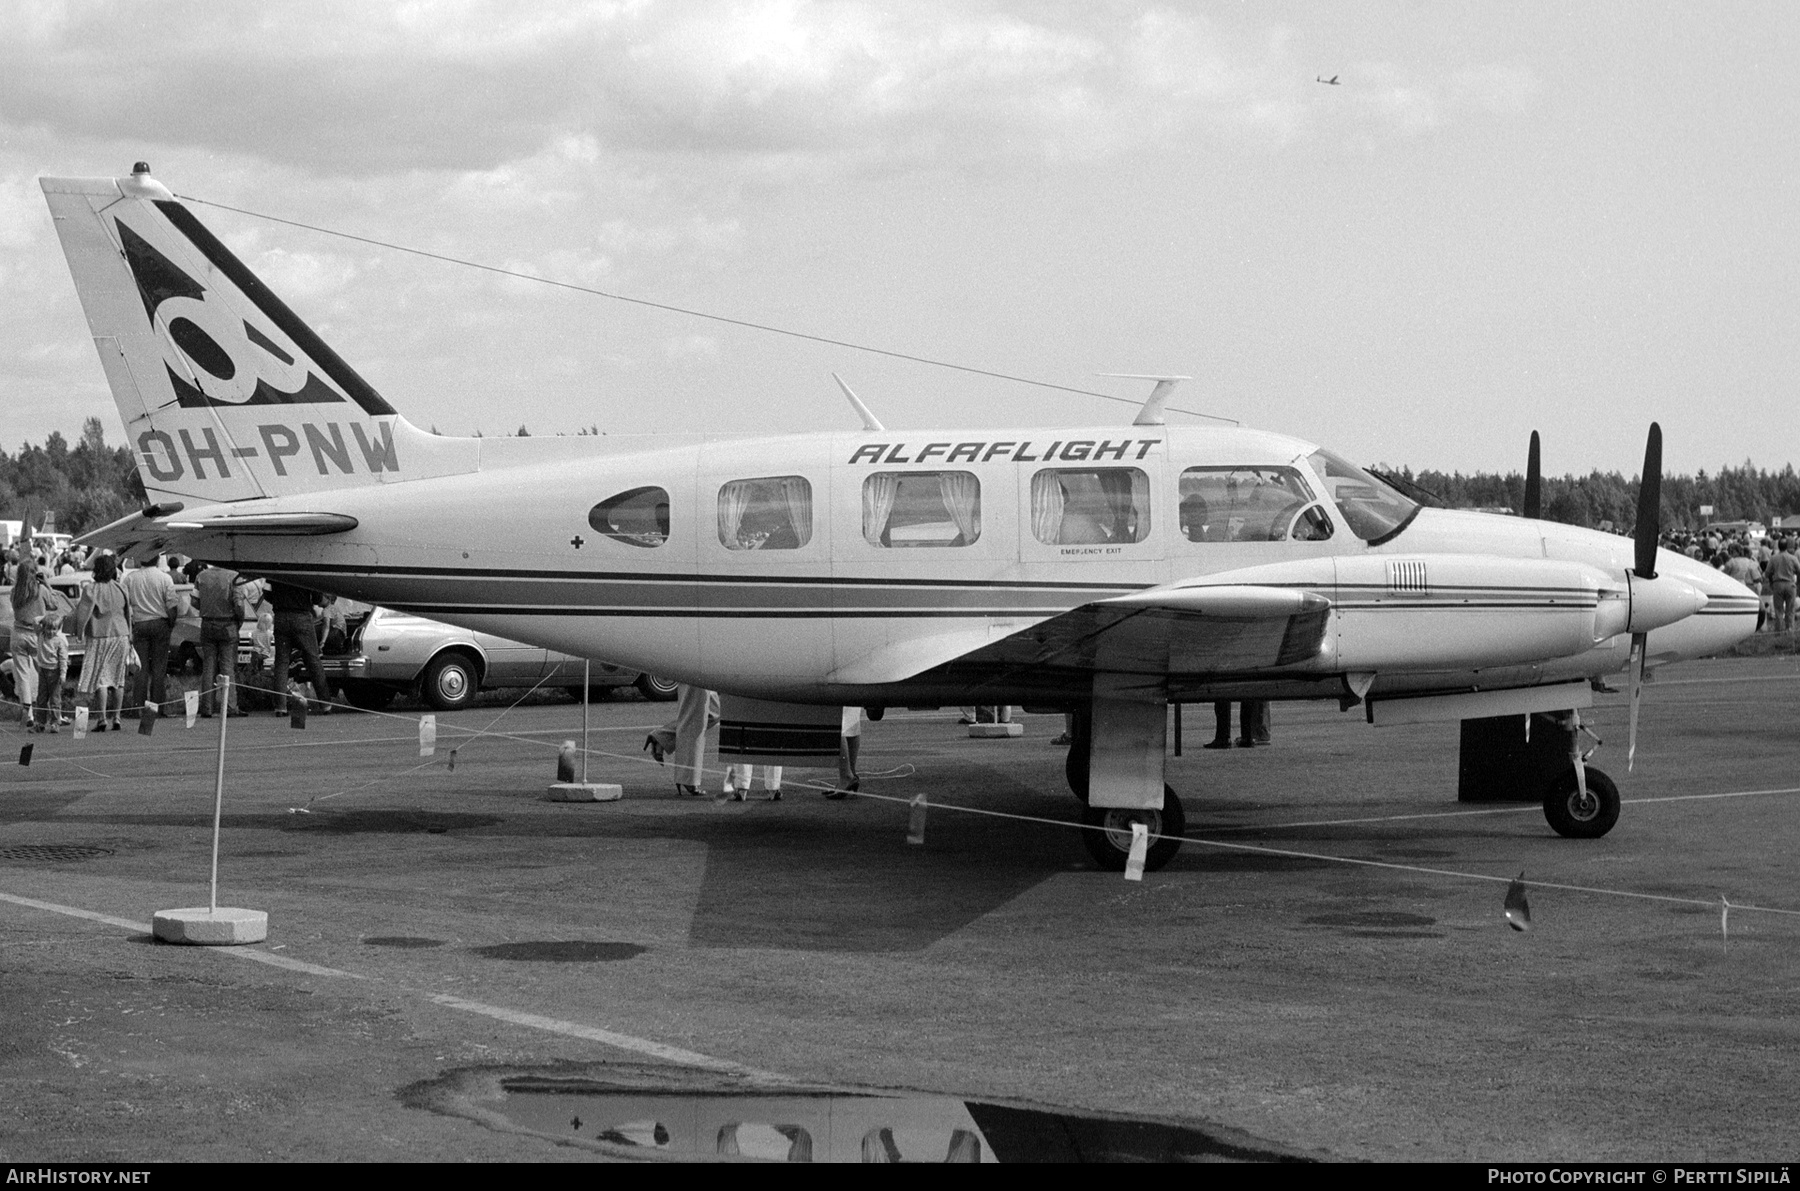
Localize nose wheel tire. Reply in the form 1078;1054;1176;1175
1543;766;1620;839
1081;787;1186;872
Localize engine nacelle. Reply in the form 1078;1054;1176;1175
1331;554;1619;672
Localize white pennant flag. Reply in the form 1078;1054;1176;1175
419;715;437;757
1123;822;1149;882
907;794;927;846
184;689;199;728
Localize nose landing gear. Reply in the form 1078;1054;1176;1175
1543;765;1621;839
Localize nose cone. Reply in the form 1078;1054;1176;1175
1628;572;1708;634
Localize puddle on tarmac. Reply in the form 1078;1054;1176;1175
472;941;646;962
281;810;502;834
407;1069;1302;1162
1304;911;1437;929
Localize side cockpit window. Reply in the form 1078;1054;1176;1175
1030;468;1151;544
863;471;980;547
1177;466;1333;543
1306;449;1420;542
719;476;812;550
589;486;670;548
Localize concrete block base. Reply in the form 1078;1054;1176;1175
153;907;268;946
968;722;1025;738
547;782;624;802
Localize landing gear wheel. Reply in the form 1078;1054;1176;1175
1543;766;1620;839
1081;786;1186;872
422;653;479;712
1064;706;1092;804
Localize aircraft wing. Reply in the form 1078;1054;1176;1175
830;582;1330;688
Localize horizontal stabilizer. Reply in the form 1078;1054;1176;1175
165;511;359;535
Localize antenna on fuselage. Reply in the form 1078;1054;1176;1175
1096;374;1204;427
832;373;885;432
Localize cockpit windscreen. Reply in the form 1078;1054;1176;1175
1306;449;1420;542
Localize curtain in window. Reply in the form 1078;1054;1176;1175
1030;471;1066;544
779;476;811;546
718;480;752;549
1129;469;1150;541
938;472;980;543
862;473;900;545
1096;469;1135;542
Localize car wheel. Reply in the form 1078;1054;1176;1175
422;652;480;711
635;673;680;702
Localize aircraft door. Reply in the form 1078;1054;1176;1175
1015;446;1168;591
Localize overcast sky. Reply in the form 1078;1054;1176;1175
3;1;1795;476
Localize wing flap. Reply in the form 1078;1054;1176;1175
829;583;1332;687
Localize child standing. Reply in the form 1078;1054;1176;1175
32;610;70;733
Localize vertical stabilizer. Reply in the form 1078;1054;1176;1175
40;166;478;507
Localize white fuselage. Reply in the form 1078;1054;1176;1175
178;423;1759;706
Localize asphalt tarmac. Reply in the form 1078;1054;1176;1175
3;656;1798;1163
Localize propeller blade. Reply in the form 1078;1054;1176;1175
1634;423;1662;580
1627;631;1646;772
1523;430;1541;519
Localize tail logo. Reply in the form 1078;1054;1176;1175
117;218;349;410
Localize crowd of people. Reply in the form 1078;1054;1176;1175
6;546;345;734
1661;528;1800;631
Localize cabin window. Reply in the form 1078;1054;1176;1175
588;486;670;548
718;476;812;550
1306;449;1420;542
1177;466;1334;543
1030;468;1151;545
862;471;980;547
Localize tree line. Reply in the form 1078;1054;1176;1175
0;420;145;536
1379;461;1800;531
4;423;1798;536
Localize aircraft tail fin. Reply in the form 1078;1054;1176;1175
40;166;478;507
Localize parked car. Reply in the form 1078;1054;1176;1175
317;605;679;711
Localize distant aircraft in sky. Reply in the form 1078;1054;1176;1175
1317;75;1340;85
38;165;1759;873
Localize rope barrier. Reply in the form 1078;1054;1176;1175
10;683;1800;927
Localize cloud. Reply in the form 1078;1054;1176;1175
250;247;359;304
662;332;718;363
0;2;1387;180
0;174;44;248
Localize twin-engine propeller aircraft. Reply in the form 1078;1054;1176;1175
40;166;1760;871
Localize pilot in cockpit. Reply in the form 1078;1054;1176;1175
1179;494;1210;542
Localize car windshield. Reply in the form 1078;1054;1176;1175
1306;449;1420;543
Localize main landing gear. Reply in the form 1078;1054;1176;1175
1063;705;1187;873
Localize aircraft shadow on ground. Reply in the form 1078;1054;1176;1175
654;794;1078;953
